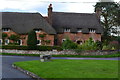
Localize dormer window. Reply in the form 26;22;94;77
89;28;96;33
77;28;82;32
2;28;10;32
34;29;41;33
64;28;70;32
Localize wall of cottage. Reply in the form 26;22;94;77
1;49;117;55
2;30;54;46
57;32;101;45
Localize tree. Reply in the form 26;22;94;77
44;40;51;45
39;34;46;45
62;39;78;50
27;30;37;49
77;38;98;50
9;34;20;43
94;2;120;44
2;33;8;44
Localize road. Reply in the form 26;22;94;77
0;55;119;80
1;55;39;80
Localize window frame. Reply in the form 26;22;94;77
77;28;82;32
62;39;66;42
64;28;70;32
89;28;96;33
2;28;10;32
5;39;9;45
0;39;2;45
37;40;41;45
18;39;22;45
34;29;41;33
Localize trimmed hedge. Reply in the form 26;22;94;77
1;45;63;51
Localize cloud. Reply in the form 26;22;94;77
0;0;119;16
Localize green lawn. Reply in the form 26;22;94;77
14;59;119;79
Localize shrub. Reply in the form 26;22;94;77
2;45;63;51
27;30;37;49
8;42;19;45
52;46;63;51
102;41;119;50
44;40;51;45
2;33;8;39
77;38;98;50
9;34;20;43
62;39;78;49
2;33;8;44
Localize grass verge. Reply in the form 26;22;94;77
14;59;119;79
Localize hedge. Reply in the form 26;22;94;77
1;45;63;51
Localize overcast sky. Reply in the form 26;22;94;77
0;0;119;16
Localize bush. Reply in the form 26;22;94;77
77;38;98;50
1;45;63;51
27;30;37;49
2;33;8;39
102;42;119;50
62;39;78;50
8;42;19;46
27;30;37;46
9;34;20;43
52;46;63;51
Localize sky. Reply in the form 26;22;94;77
0;0;119;16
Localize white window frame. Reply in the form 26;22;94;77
2;28;10;32
35;29;41;33
37;40;41;45
62;39;66;42
77;28;82;32
64;28;70;32
5;39;9;45
89;29;96;33
0;39;2;45
18;39;22;45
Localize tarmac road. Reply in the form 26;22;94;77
0;55;119;80
1;55;39;80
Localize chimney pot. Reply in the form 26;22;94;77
49;4;52;8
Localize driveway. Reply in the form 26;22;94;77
1;55;119;79
1;55;39;80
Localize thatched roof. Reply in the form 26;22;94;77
1;12;56;34
52;12;103;34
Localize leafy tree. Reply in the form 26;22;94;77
94;2;120;43
2;33;8;44
2;33;8;39
9;34;20;43
39;34;46;45
62;39;78;50
44;40;51;45
78;38;98;50
27;30;37;49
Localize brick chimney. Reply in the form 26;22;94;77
48;4;53;25
95;8;101;21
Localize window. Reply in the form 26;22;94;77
37;40;41;45
62;39;66;42
77;28;82;32
89;28;96;33
76;40;83;45
5;39;9;45
34;29;41;33
2;28;10;32
64;28;70;32
18;39;22;45
0;39;2;45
